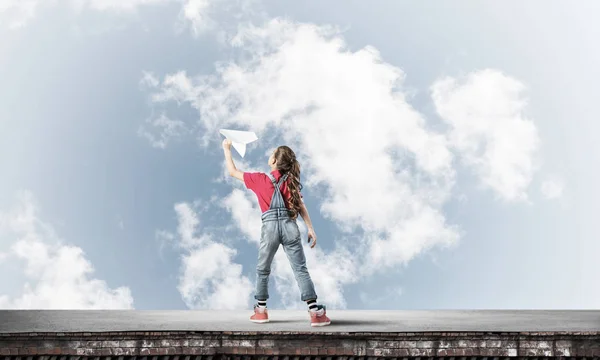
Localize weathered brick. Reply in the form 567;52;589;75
441;348;453;356
222;339;255;347
408;348;434;357
371;348;387;356
392;348;409;357
519;348;554;356
556;339;573;347
257;340;275;348
99;340;119;348
520;340;537;348
113;347;138;356
119;340;137;348
533;340;552;349
479;347;501;356
159;339;176;347
188;339;219;347
457;339;477;347
416;340;433;348
141;340;158;348
486;339;502;347
374;340;396;348
75;348;95;356
405;340;418;348
189;347;215;355
85;341;102;348
438;340;452;348
366;340;381;348
555;347;572;357
331;347;343;355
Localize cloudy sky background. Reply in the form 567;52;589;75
1;0;599;311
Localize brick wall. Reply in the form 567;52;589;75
0;331;599;358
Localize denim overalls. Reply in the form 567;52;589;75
254;172;318;302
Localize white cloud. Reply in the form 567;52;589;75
138;113;188;149
82;0;172;12
164;201;253;309
0;191;134;309
145;19;542;309
431;69;540;202
222;189;261;243
0;0;225;32
146;19;461;295
180;0;214;35
541;178;564;199
0;0;48;29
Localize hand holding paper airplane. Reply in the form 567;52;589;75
219;129;258;158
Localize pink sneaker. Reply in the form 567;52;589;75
309;305;331;327
250;304;269;323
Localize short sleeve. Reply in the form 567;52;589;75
243;172;265;191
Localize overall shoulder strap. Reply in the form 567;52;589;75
277;173;289;187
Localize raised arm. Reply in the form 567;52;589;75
222;139;244;181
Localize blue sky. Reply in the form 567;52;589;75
0;0;598;310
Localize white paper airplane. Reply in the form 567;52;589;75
219;129;258;158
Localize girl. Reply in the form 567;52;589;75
222;138;331;327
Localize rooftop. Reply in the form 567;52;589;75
1;310;599;333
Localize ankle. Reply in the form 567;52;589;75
306;299;318;311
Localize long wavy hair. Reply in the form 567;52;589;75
273;146;303;220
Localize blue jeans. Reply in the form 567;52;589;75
255;209;318;302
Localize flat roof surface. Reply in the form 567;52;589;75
1;310;599;333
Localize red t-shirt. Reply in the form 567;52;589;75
243;170;302;213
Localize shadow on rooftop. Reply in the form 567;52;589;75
328;319;386;326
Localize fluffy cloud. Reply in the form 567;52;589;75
138;113;188;149
222;189;261;243
162;201;253;309
431;69;540;202
0;0;224;32
541;178;564;199
147;17;460;274
0;191;134;309
81;0;172;12
144;19;544;309
145;19;461;308
0;0;47;29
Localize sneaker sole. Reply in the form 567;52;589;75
310;321;331;327
250;319;270;323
